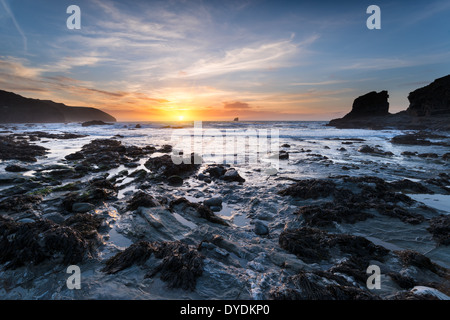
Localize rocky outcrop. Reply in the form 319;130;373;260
342;91;389;119
328;75;450;130
0;90;116;123
407;75;450;116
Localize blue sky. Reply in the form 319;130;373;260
1;0;449;121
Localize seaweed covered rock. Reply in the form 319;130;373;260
427;215;450;246
395;250;448;277
0;135;48;162
270;270;379;300
169;197;229;226
279;227;389;263
102;240;204;291
295;201;373;227
0;194;43;213
126;191;159;211
60;178;117;213
278;179;336;199
144;153;201;179
0;217;91;269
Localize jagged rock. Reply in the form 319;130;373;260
5;164;29;172
358;145;393;156
221;169;245;183
427;215;450;246
278;179;336;199
0;135;48;162
387;272;416;289
0;194;42;213
81;120;113;127
126;191;158;211
254;220;269;236
167;175;183;186
279;227;389;263
144;153;201;178
72;203;95;213
270;270;379;300
0;217;91;269
343;91;389;119
203;197;223;207
407;75;450;116
169;197;228;226
295;202;373;227
395;250;448;276
102;240;204;291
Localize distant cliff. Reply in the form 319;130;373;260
0;90;116;123
328;75;450;131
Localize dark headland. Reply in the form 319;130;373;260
328;75;450;131
0;90;116;123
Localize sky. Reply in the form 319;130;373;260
0;0;450;121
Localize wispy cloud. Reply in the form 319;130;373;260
0;0;27;52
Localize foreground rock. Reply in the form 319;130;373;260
102;240;204;291
0;135;48;162
0;217;96;269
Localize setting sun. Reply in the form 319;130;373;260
178;115;184;121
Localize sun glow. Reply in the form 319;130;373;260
178;115;184;121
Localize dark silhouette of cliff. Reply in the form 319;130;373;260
0;90;116;123
328;75;450;131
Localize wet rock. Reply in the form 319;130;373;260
167;175;183;186
65;152;84;160
418;153;439;158
358;145;393;156
387;272;416;289
221;169;245;183
0;194;42;213
338;147;347;152
395;250;447;276
5;164;29;172
102;240;204;291
443;153;450;160
203;197;223;207
279;150;289;160
427;215;450;246
170;197;228;226
63;213;103;241
144;153;201;178
401;151;417;156
0;135;48;162
389;179;432;194
295;201;373;227
158;145;173;153
281;144;291;148
278;179;336;199
0;217;90;269
72;203;95;213
135;124;142;129
254;221;269;236
81;120;113;127
270;270;379;300
203;164;227;178
126;191;158;211
279;227;389;263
